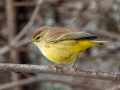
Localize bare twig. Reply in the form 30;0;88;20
106;85;120;90
84;29;120;41
6;0;22;90
0;77;101;90
0;37;29;55
0;0;44;55
0;63;120;81
13;2;37;7
98;0;113;12
11;0;44;45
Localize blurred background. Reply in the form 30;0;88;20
0;0;120;90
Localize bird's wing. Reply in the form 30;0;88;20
44;27;98;43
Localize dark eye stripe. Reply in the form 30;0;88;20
36;36;41;40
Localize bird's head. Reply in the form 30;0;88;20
28;26;48;45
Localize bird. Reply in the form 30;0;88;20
29;26;116;67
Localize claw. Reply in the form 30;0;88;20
72;66;77;71
48;64;57;72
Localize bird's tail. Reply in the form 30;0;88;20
91;40;117;46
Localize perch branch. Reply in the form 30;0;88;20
0;63;120;81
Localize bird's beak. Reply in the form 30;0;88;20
26;39;34;44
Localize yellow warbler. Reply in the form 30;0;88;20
29;26;116;67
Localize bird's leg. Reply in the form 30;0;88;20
72;60;77;68
72;55;79;69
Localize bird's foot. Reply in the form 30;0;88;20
72;65;77;71
48;64;58;72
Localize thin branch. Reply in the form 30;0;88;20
0;63;120;81
84;29;120;41
0;77;101;90
0;37;30;55
0;0;44;55
11;0;44;45
106;85;120;90
13;2;37;7
6;0;22;90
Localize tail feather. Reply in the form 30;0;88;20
91;41;117;46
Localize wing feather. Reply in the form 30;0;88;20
44;27;98;43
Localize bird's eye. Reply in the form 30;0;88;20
36;36;41;40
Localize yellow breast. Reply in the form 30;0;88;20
38;40;80;63
37;40;95;64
